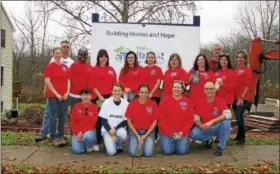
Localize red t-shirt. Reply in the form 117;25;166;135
159;96;194;137
70;102;99;135
208;58;219;72
44;62;70;97
187;69;216;106
69;62;92;95
163;67;188;97
142;65;163;97
215;69;237;104
89;66;117;98
195;96;228;124
234;66;253;101
126;99;158;130
119;66;144;94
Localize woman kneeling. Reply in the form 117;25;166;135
71;89;99;154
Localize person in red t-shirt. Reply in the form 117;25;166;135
119;51;144;102
187;53;216;107
44;47;70;147
232;50;253;146
159;80;195;155
215;53;237;108
163;53;188;97
190;81;232;156
71;89;99;154
69;47;92;109
208;44;224;72
89;49;118;150
126;84;158;157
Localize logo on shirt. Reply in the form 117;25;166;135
238;69;245;75
212;107;220;116
108;70;115;76
179;101;187;110
133;71;139;75
170;72;177;77
77;109;82;114
200;72;209;79
146;106;153;114
62;66;67;72
215;72;219;76
150;69;156;75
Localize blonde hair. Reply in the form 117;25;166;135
235;49;249;65
52;47;63;54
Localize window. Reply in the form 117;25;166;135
1;67;3;86
1;29;6;48
1;101;3;113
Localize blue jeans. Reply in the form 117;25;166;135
160;134;190;155
190;120;231;149
39;99;51;136
103;127;127;156
48;98;69;140
129;129;155;157
72;129;96;154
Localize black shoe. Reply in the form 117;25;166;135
215;147;224;156
236;139;245;146
35;135;47;142
117;148;123;153
205;139;214;149
214;137;220;143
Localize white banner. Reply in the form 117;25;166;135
91;23;200;77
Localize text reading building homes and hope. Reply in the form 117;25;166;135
106;30;176;39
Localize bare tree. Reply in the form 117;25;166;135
50;1;197;41
13;38;27;81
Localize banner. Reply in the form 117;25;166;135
91;23;200;77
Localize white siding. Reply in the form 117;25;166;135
1;5;14;114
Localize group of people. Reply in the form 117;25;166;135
35;40;253;157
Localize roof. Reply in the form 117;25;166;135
1;2;15;31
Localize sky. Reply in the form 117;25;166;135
2;1;239;45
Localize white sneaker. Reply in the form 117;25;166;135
86;146;95;152
93;145;99;151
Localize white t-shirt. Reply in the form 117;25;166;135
99;97;129;135
50;57;74;68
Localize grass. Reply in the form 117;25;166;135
16;103;46;113
1;162;279;173
227;135;280;145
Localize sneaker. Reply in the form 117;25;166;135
59;138;68;146
215;147;224;156
53;139;63;147
35;135;47;142
117;148;123;154
214;137;220;143
93;145;99;151
205;139;214;149
86;146;95;152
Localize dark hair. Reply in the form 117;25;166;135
193;53;210;71
168;53;182;69
80;89;91;95
112;82;124;92
138;84;150;92
123;51;139;75
217;53;233;69
235;49;249;65
96;49;109;66
60;40;70;45
172;80;185;90
145;51;156;64
52;47;63;54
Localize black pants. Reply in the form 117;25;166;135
92;94;111;144
232;100;250;141
151;96;161;139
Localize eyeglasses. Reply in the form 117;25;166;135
62;46;70;48
85;108;88;116
139;91;149;94
205;88;215;90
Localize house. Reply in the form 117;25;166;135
1;3;15;114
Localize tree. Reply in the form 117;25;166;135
13;38;27;81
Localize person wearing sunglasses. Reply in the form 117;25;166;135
190;82;231;156
232;50;252;146
119;51;144;102
99;83;129;156
35;40;74;143
158;80;195;155
126;84;158;157
70;89;99;154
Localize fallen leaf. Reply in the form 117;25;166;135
9;157;16;161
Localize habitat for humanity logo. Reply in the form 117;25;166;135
114;46;166;66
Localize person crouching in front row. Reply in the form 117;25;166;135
70;89;99;154
190;81;232;156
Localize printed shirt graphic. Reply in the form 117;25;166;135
119;66;144;94
98;97;129;134
142;65;163;97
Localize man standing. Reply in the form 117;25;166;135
35;40;74;142
190;81;232;156
208;43;223;72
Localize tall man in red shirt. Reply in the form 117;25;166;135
71;89;99;154
208;43;224;72
190;81;231;156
